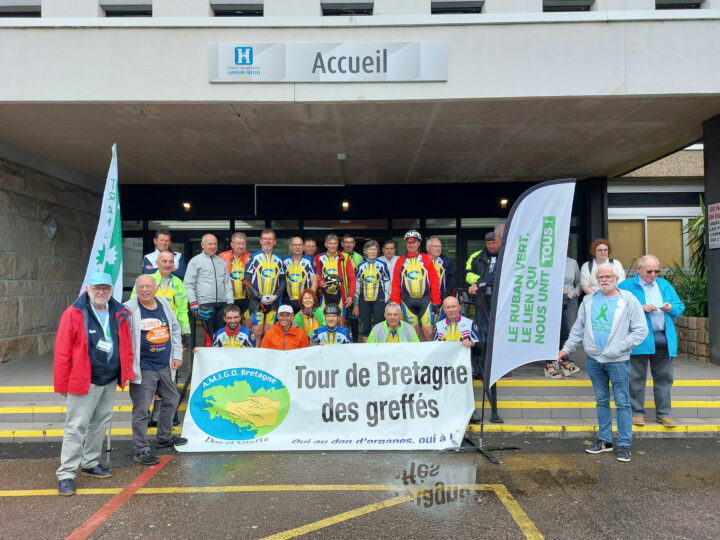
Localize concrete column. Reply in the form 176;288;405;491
704;0;720;8
594;0;655;9
483;0;542;13
374;0;430;15
264;0;322;16
703;114;720;364
154;0;213;16
41;0;104;17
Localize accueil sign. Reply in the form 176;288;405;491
208;42;448;83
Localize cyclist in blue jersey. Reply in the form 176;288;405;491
311;304;352;345
352;240;391;342
212;304;255;348
282;237;318;314
245;229;286;344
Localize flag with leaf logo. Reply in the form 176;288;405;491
80;144;123;301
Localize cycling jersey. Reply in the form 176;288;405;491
434;315;481;343
282;255;316;301
429;254;457;299
212;326;256;348
311;326;352;345
245;250;286;298
218;250;250;301
391;253;441;305
353;259;391;303
315;252;356;305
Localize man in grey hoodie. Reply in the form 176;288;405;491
558;262;648;463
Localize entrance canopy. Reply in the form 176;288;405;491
0;96;718;187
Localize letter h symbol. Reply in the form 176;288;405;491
235;47;253;65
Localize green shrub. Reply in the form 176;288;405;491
666;264;707;318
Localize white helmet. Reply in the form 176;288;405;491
404;230;422;242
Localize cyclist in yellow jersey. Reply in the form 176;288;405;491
212;305;256;348
352;240;391;342
245;229;286;344
282;237;318;313
219;232;251;328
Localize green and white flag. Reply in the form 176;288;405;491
81;144;123;301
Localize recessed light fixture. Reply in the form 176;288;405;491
341;201;350;212
499;198;509;209
182;202;191;212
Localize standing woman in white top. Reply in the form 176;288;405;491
580;238;626;295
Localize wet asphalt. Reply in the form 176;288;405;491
1;437;719;539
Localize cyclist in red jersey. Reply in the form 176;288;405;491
391;230;441;341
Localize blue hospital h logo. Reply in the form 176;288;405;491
235;47;253;65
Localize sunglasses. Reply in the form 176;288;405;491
644;269;661;274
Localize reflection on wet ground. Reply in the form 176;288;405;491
1;438;719;539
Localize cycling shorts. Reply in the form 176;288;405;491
401;295;433;327
251;301;279;326
233;298;250;320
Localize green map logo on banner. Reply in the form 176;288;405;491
190;368;291;440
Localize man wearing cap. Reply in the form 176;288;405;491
125;274;187;466
390;230;441;342
311;304;352;345
143;229;187;279
367;302;419;343
260;304;310;350
465;231;502;335
184;233;233;346
54;272;134;496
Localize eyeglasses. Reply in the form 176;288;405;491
644;269;661;274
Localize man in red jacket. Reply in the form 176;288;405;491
54;272;134;497
391;230;441;342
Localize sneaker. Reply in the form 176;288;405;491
585;440;613;454
632;416;645;426
133;450;160;466
58;478;76;496
617;446;632;462
80;464;113;479
156;436;188;449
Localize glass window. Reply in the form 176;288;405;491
271;220;299;230
426;218;457;229
122;237;144;301
647;220;684;269
461;218;505;228
234;219;266;230
148;220;230;231
392;219;419;229
608;220;645;271
304;219;388;230
122;220;143;232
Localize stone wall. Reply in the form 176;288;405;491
676;316;711;363
0;158;100;362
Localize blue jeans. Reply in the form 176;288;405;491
585;357;633;448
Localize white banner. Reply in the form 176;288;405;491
209;42;447;83
80;143;123;301
178;342;474;452
486;179;576;387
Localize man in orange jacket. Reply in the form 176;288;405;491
54;272;134;497
260;305;309;350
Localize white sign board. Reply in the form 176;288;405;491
178;342;474;452
709;201;720;250
209;42;447;83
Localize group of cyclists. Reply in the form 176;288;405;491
142;227;491;350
